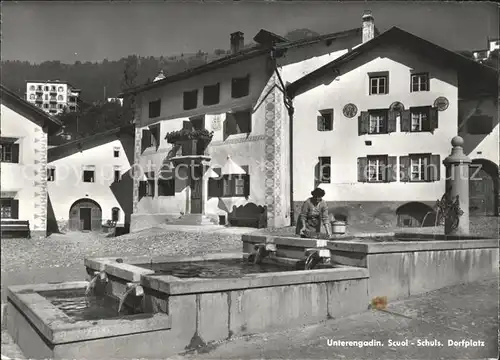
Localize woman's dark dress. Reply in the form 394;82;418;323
295;197;329;237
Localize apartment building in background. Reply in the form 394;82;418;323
26;80;81;115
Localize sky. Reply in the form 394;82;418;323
2;1;499;64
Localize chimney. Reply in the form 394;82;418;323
362;10;375;43
230;31;244;54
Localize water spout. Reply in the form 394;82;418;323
304;248;331;270
85;271;108;296
117;283;144;314
248;243;277;265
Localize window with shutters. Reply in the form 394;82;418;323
401;107;438;133
410;107;431;132
401;154;440;182
224;110;252;136
183;89;198;110
318;156;331;183
1;198;16;219
231;75;250;98
369;74;388;95
368;110;388;134
358;155;397;182
221;175;249;197
47;167;56;182
149;99;161;118
367;155;388;182
139;179;155;197
317;109;333;131
203;83;220;106
411;73;429;92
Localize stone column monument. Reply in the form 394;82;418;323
442;136;471;236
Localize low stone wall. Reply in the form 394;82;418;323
243;235;499;301
293;200;436;228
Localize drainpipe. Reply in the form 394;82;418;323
272;51;296;226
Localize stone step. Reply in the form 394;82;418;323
169;214;217;226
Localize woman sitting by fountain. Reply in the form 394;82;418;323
296;187;332;239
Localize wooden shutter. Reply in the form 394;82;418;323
11;144;19;163
358;112;369;135
387;156;397;182
141;129;151;151
225;113;237;136
401;110;411;132
317;115;325;131
11;199;19;219
150;180;156;197
429;154;441;181
357;157;368;182
138;181;146;199
149;124;160;148
243;174;250;197
429;107;439;131
208;179;223;197
387;111;397;133
400;156;410;182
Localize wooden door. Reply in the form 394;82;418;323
469;165;495;215
190;166;203;214
80;208;92;231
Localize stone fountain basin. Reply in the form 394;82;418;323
242;234;499;301
81;252;370;357
6;281;171;360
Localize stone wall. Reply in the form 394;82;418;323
293;200;437;228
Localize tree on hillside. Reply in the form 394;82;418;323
121;56;139;124
284;28;320;41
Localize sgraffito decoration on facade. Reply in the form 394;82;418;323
132;127;142;214
343;103;358;118
211;115;222;131
389;101;405;112
434;190;464;233
434;97;449;111
33;127;48;233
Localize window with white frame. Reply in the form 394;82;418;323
367;156;387;182
369;75;388;95
369;112;386;134
410;107;431;132
222;175;247;197
411;73;429;92
410;155;429;181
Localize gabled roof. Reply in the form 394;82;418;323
1;84;63;135
119;27;362;97
287;26;498;98
48;125;134;162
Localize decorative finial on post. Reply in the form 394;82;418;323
442;135;471;236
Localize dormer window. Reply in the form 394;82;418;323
203;83;220;106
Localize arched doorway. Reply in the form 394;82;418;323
68;199;102;231
396;202;435;227
469;159;499;216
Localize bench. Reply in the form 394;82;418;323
0;220;31;238
228;204;267;228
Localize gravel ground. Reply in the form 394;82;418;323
1;227;242;274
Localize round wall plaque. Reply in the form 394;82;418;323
343;103;358;118
434;97;449;111
389;101;405;112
